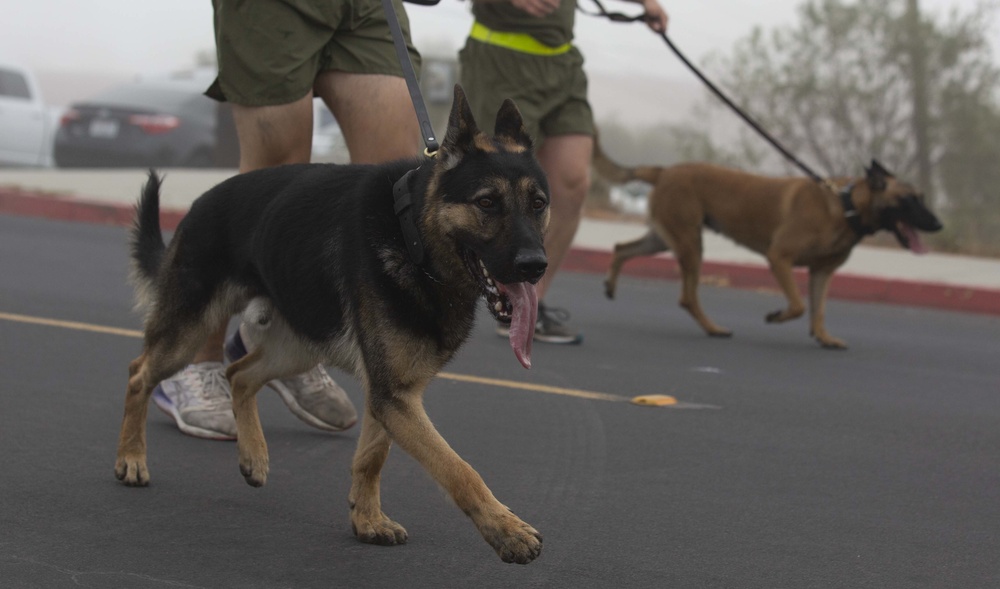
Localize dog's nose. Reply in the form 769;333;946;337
514;250;547;283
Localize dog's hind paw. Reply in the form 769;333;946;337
352;513;408;546
766;307;805;323
115;455;150;487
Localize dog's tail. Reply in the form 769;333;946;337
592;136;662;185
130;170;166;287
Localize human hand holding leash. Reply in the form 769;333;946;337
634;0;668;32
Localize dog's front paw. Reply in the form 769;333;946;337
238;451;268;487
479;511;543;564
115;454;150;487
352;512;408;546
604;279;616;299
817;335;848;350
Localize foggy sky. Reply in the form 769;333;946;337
4;0;990;81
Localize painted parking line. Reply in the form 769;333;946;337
0;311;143;337
0;310;719;409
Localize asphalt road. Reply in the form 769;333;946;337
2;214;998;589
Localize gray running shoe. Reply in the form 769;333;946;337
495;302;584;345
153;362;237;440
225;328;358;432
532;302;584;344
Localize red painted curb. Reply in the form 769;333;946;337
0;187;185;231
3;187;999;316
562;248;1000;317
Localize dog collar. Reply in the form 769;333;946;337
393;168;425;266
840;182;874;238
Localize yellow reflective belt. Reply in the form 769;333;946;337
469;21;572;56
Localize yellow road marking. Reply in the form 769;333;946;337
0;312;143;338
1;310;697;406
631;394;678;406
438;372;629;403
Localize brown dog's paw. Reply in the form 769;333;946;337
818;336;848;350
604;280;616;299
480;513;543;564
811;327;848;349
239;454;268;487
708;329;733;338
115;455;150;487
766;308;804;323
352;513;408;546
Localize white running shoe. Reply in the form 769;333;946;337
152;362;237;440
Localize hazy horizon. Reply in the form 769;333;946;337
9;0;996;133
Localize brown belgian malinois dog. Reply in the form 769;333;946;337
595;145;943;349
115;85;547;564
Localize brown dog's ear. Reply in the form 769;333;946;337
440;84;480;170
865;159;892;192
494;98;533;150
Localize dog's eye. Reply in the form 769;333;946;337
532;197;547;211
477;196;496;209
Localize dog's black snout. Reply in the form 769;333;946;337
514;250;548;283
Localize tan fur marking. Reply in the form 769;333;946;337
498;136;528;153
473;133;498;153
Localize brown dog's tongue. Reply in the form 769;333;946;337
502;282;538;369
900;222;929;254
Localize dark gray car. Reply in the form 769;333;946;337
54;77;236;168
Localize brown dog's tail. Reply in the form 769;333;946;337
592;136;662;185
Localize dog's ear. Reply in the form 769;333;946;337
494;98;533;151
440;84;480;170
865;159;892;192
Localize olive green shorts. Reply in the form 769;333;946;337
458;39;594;144
206;0;421;106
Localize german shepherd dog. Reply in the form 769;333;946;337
595;146;942;349
114;86;547;564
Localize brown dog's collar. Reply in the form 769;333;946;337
840;183;874;238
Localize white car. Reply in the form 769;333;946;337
0;62;54;167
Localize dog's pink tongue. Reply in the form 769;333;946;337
901;222;929;254
503;281;538;369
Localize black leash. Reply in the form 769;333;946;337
579;0;831;187
381;0;444;265
382;0;440;156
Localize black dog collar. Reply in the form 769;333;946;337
840;182;874;237
393;168;425;265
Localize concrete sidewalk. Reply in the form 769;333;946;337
2;168;998;315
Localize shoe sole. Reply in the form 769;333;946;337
533;333;584;345
224;336;356;433
152;387;237;441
